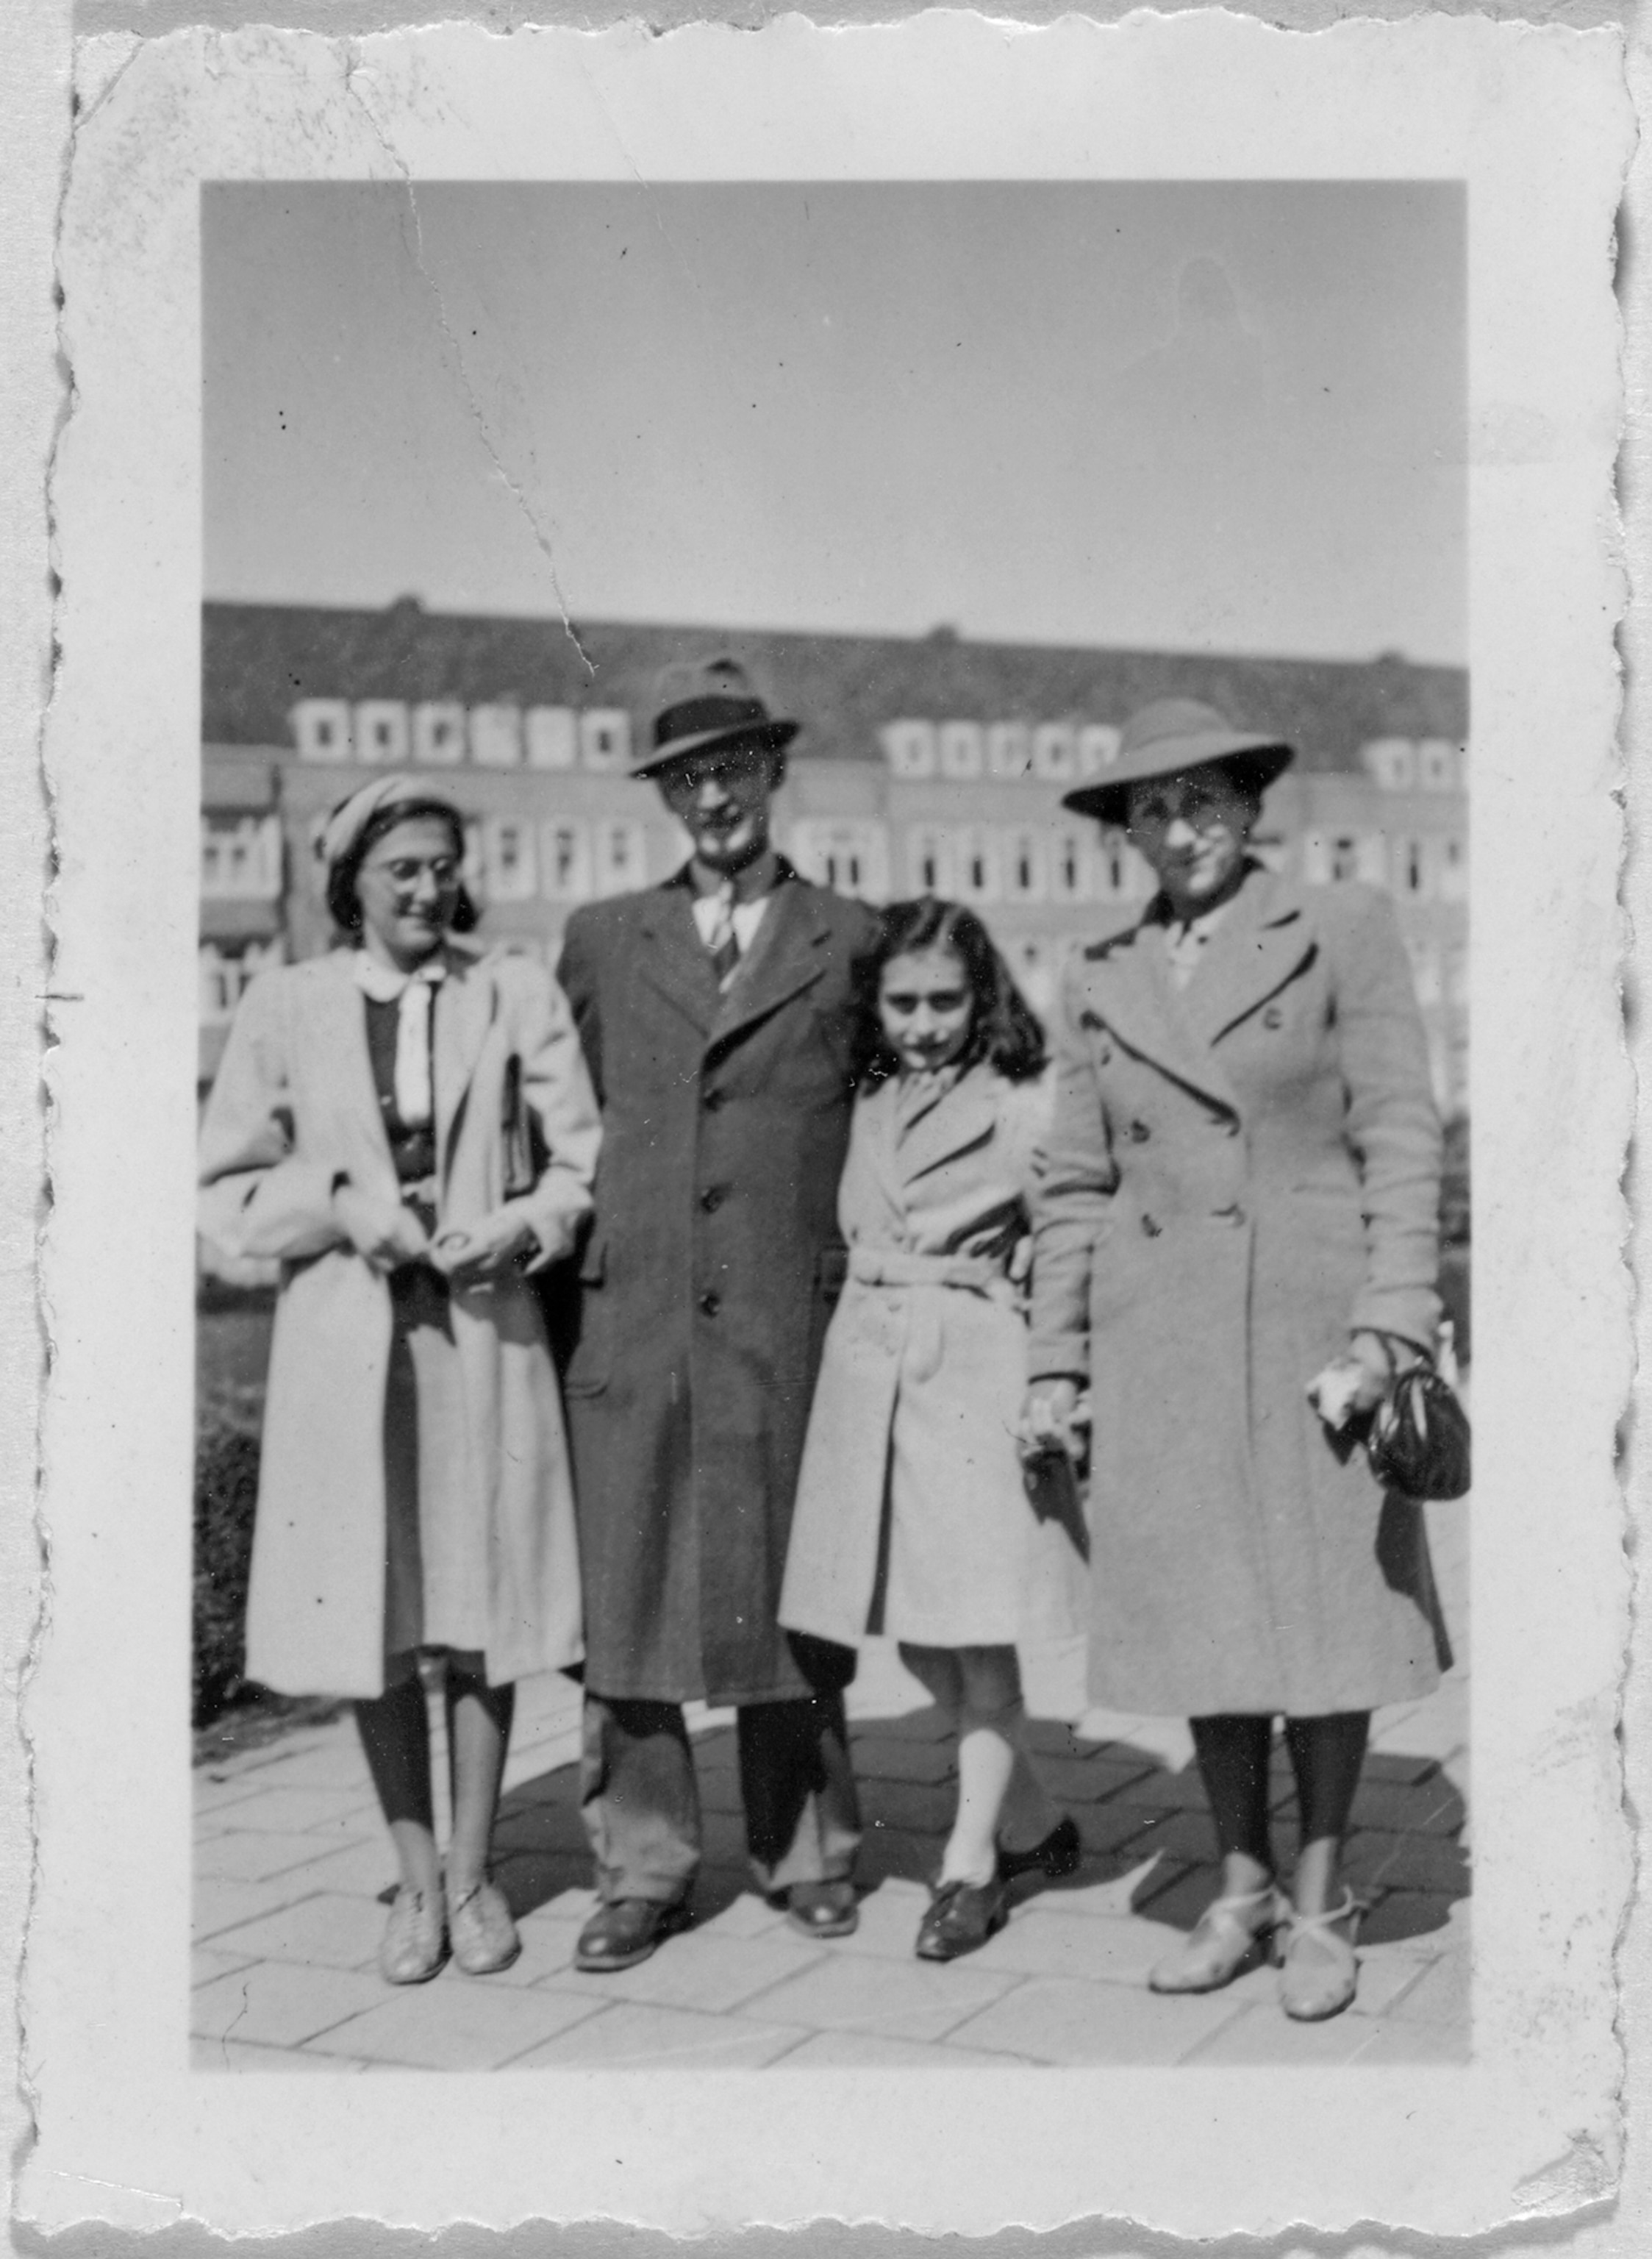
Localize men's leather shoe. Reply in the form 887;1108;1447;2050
574;1896;690;1973
785;1879;859;1938
997;1814;1081;1885
915;1874;1009;1960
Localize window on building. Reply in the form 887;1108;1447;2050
954;827;1000;903
1031;725;1078;784
413;702;466;766
581;710;632;773
482;818;536;901
882;721;937;779
526;706;578;770
540;821;591;902
293;698;352;763
1013;939;1054;1018
1094;829;1134;900
986;723;1031;780
1392;836;1431;897
1301;832;1331;885
1363;738;1417;791
355;701;410;767
1004;830;1044;901
1439;834;1468;903
1077;724;1121;777
593;821;647;897
792;821;888;901
937;722;983;780
1330;835;1361;882
462;819;485;899
1417;738;1460;792
1050;829;1087;902
469;704;523;768
907;829;954;896
199;938;284;1024
201;814;282;900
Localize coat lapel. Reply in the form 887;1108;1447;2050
1078;924;1241;1116
435;946;499;1182
635;882;721;1038
708;877;830;1050
313;952;400;1186
1179;868;1318;1052
895;1065;1001;1185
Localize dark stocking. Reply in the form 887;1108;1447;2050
1190;1713;1276;1891
354;1672;440;1897
1282;1710;1369;1913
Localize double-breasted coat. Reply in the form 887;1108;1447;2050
1029;866;1453;1719
780;1065;1087;1652
198;944;601;1699
554;869;880;1706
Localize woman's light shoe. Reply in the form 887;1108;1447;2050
446;1877;521;1975
1148;1882;1285;1994
379;1886;448;1984
1278;1891;1363;2021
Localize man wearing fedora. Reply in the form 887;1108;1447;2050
554;657;879;1971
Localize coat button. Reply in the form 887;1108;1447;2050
703;1087;726;1111
1223;1118;1240;1138
1214;1203;1247;1226
698;1290;721;1316
1128;1119;1151;1143
1262;1006;1284;1029
699;1186;725;1213
1140;1213;1162;1238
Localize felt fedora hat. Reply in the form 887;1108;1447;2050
1062;696;1294;828
630;655;799;779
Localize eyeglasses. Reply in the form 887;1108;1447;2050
1126;782;1247;832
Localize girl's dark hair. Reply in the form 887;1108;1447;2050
325;798;479;938
854;898;1047;1087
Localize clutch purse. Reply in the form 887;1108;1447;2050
1365;1359;1472;1501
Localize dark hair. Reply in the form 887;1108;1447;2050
854;899;1047;1087
325;798;478;938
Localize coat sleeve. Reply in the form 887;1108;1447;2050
1026;961;1119;1384
504;958;603;1271
198;971;343;1263
1328;887;1444;1349
554;910;604;1105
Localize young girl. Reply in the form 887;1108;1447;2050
779;900;1087;1960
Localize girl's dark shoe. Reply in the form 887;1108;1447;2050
997;1813;1081;1884
786;1879;859;1938
915;1874;1009;1960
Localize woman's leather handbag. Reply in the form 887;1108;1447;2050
1365;1359;1472;1501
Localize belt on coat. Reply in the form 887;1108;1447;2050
848;1244;1018;1306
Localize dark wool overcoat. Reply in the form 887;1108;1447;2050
554;869;879;1705
1029;866;1454;1719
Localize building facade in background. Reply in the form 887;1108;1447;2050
201;601;1468;1113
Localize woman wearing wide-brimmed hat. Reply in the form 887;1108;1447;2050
1023;698;1451;2021
199;775;601;1986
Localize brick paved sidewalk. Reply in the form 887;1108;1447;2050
193;1515;1469;2071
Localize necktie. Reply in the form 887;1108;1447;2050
704;880;740;987
352;954;446;1127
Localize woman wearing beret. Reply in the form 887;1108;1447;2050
1023;699;1452;2021
199;776;601;1985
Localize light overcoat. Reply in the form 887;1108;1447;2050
780;1066;1087;1651
198;944;601;1699
554;871;879;1705
1029;867;1453;1718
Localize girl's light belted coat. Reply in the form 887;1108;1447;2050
1029;868;1452;1719
781;1064;1086;1652
198;944;601;1699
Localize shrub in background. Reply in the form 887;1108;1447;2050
193;1388;262;1726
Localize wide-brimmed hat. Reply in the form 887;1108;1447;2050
1062;696;1294;828
630;656;799;779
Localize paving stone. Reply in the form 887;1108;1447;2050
946;1975;1245;2066
1338;1944;1453;2019
490;1804;589;1856
192;1946;260;1989
691;1892;790;1942
191;1960;390;2049
828;1880;934;1961
193;1772;278;1814
854;1831;945;1889
518;1886;598;1927
246;1743;376;1793
272;1838;400;1901
484;1918;586;1988
1382;1948;1470;2028
1073;1799;1174;1857
490;1849;593;1917
968;1910;1183;1987
848;1735;956;1785
199;1829;376;1886
193;1875;328;1942
509;2003;807;2070
860;1780;957;1833
1040;1857;1176;1921
851;1699;952;1741
207;1891;389;1971
1350;1780;1465;1837
546;1928;829;2016
742;1949;1015;2045
1126;1861;1215;1923
213;1787;382;1841
307;1979;607;2069
776;2030;1032;2069
1180;2002;1377;2066
1359;1889;1457;1949
1344;1830;1470;1896
1362;1750;1446;1788
1073;1763;1204;1812
191;2037;370;2073
1104;1809;1217;1866
1351;2019;1472;2066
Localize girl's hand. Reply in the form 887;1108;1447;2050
333;1185;430;1275
1018;1377;1086;1460
430;1204;541;1291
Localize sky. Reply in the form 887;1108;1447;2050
204;182;1465;665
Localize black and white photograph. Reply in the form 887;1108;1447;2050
24;14;1631;2242
190;176;1471;2073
